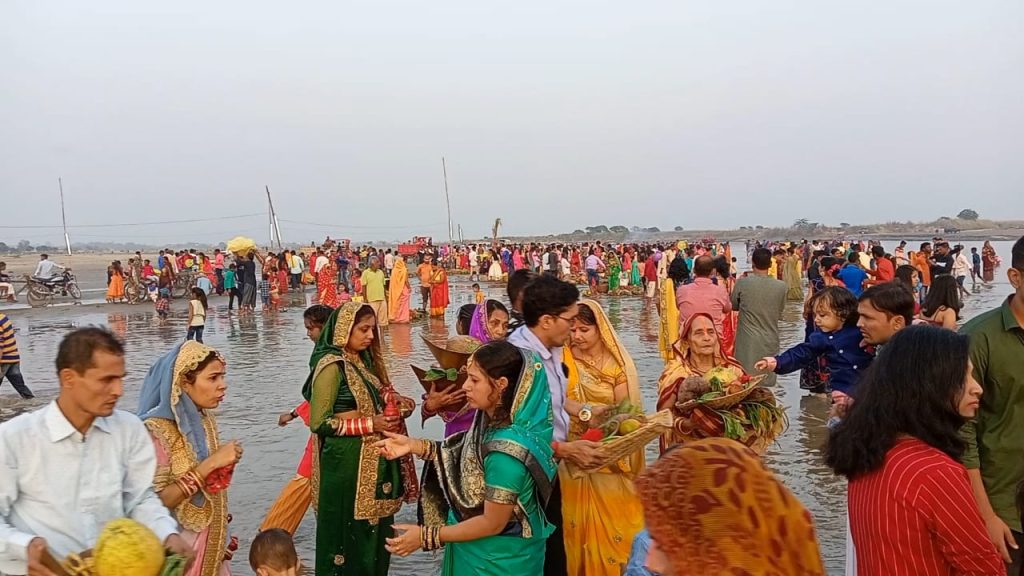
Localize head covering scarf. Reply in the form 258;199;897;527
138;340;223;465
564;299;644;477
419;346;555;538
468;299;503;344
636;438;825;576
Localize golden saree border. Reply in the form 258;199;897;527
144;417;228;576
346;358;403;521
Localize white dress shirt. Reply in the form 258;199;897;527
0;402;177;575
508;325;569;442
32;260;60;280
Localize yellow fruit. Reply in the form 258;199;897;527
618;418;642;435
93;519;165;576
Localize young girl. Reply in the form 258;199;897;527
894;264;921;313
756;287;873;427
269;272;282;312
186;287;207;342
337;283;353;304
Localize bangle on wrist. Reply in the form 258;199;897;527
290;409;299;419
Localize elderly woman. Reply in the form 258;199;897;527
635;438;826;576
656;313;746;452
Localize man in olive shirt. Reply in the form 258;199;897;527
360;256;389;327
961;235;1024;573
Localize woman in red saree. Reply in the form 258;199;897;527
429;266;450;317
317;254;339;308
981;241;997;282
656;313;746;452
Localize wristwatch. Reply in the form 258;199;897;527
578;403;593;423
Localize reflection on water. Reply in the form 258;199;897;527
1;243;1016;576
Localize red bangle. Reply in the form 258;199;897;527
551;441;560;457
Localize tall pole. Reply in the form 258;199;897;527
58;177;72;256
266;185;283;249
442;157;453;245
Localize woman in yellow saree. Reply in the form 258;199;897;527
561;299;645;575
388;256;411;323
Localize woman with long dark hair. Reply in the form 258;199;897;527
917;274;961;330
825;326;1002;575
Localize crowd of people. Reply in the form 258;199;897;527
0;232;1021;576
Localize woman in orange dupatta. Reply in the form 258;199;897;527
561;299;645;575
388;256;411;323
429;265;449;317
657;312;746;452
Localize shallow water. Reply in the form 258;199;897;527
1;239;1016;575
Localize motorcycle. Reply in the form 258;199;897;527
125;276;158;304
23;269;82;307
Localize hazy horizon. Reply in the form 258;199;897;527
2;1;1022;245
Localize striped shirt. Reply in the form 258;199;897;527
848;438;1003;575
0;313;18;364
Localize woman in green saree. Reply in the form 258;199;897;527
375;341;556;575
607;252;622;292
303;302;419;575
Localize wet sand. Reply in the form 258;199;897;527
0;241;1017;575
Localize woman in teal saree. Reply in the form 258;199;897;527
304;302;418;575
376;341;556;575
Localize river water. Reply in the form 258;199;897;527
0;240;1016;575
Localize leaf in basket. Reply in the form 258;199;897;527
424;368;459;382
699;391;722;401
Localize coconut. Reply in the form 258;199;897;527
93;519;165;576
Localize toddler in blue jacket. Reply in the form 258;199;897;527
756;286;874;427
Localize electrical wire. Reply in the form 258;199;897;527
0;213;264;229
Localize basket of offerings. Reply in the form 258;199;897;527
412;334;481;409
671;367;786;454
225;236;257;258
48;518;188;576
577;400;673;472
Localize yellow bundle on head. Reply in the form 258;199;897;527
93;519;165;576
225;236;257;257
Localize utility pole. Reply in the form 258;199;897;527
442;157;453;245
58;177;72;255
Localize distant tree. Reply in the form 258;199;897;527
839;223;850;228
609;226;629;234
793;218;810;228
630;226;642;232
755;225;764;230
957;209;979;221
673;226;684;232
645;227;661;233
35;245;57;253
572;229;585;235
16;240;32;252
586;225;610;234
0;242;8;254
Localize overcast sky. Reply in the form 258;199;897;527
2;1;1021;245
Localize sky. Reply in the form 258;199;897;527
1;1;1022;245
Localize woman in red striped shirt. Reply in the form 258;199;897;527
826;325;1004;575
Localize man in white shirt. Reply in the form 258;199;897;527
506;275;604;576
383;250;395;279
31;255;62;282
0;327;190;575
468;248;479;282
288;250;305;291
